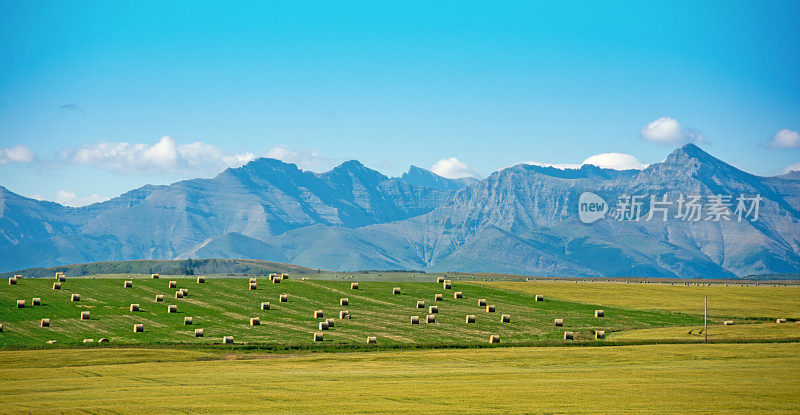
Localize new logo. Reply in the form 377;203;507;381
578;192;608;223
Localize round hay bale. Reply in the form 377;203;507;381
366;336;377;344
80;311;90;320
393;287;401;295
249;278;257;284
318;321;328;330
723;320;734;325
434;294;443;301
594;310;605;318
339;310;349;319
250;317;260;326
32;297;41;306
411;316;420;324
56;274;65;282
130;304;139;312
454;292;463;299
340;298;349;306
151;273;159;279
535;295;543;301
428;306;438;314
501;314;511;323
279;294;288;302
184;317;194;325
313;332;323;342
16;299;26;308
426;314;436;323
175;291;183;299
564;331;574;340
223;336;234;344
261;302;270;310
180;288;188;297
155;294;164;302
326;318;334;328
486;305;495;313
249;283;257;290
98;338;109;343
195;328;204;337
443;282;451;289
554;318;564;327
777;318;787;324
124;280;133;288
314;310;323;318
281;273;289;280
272;277;281;284
466;314;476;323
8;277;17;285
133;324;144;333
478;299;487;307
416;300;425;308
595;330;605;340
83;339;94;343
489;335;500;344
71;294;80;302
168;305;177;313
40;318;50;327
437;277;444;283
197;276;205;283
53;282;61;290
169;281;177;288
0;324;3;332
351;282;359;289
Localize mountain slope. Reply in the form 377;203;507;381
400;165;478;190
0;159;456;271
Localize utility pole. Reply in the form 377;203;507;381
704;294;708;344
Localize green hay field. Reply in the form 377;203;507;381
1;276;703;348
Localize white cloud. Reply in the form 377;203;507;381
523;152;646;171
639;117;703;146
770;129;800;149
264;146;339;172
783;162;800;174
54;190;109;207
582;153;646;170
59;136;255;175
430;157;478;179
0;145;37;164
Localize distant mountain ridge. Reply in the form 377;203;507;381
2;145;799;278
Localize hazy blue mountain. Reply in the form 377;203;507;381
2;146;799;278
400;165;478;190
175;232;288;263
0;159;454;271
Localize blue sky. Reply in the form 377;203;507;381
1;1;798;205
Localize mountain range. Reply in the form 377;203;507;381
1;144;799;278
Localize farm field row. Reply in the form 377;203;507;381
1;277;703;348
481;280;800;319
1;343;798;413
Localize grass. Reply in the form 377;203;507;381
0;276;704;348
481;280;800;319
3;276;800;412
611;321;800;342
1;343;799;413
